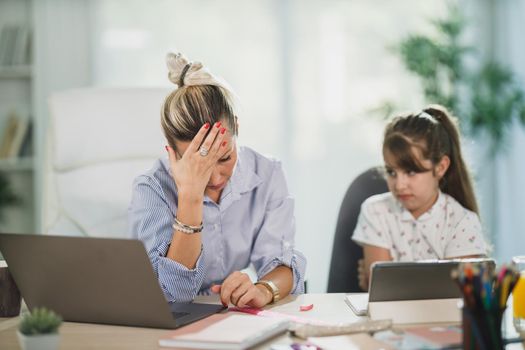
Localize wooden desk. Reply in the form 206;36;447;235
0;293;523;349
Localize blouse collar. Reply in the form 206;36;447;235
398;190;445;222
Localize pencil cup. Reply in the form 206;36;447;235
462;307;504;350
512;256;525;334
0;264;21;317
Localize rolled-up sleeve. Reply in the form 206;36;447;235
128;175;207;302
250;162;307;294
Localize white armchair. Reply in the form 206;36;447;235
43;88;171;237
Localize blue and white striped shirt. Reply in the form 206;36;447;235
128;146;307;302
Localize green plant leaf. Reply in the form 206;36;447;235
393;5;525;156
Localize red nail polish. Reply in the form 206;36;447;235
222;141;227;147
204;123;210;129
221;128;226;134
215;121;221;128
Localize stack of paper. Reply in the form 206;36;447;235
159;313;289;349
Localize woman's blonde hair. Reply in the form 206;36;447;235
161;53;237;150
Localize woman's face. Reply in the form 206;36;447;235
383;146;449;219
175;126;237;201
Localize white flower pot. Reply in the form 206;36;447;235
17;331;60;350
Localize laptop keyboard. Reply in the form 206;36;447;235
172;311;190;319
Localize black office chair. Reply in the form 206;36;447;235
327;167;388;292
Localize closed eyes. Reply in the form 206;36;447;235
219;155;232;163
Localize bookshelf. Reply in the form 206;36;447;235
0;0;34;234
0;157;33;172
0;65;31;79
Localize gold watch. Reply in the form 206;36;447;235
255;280;280;304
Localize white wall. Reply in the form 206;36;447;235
32;0;525;293
32;0;92;232
0;0;34;234
86;0;448;292
476;0;525;262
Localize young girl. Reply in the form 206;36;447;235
352;105;487;291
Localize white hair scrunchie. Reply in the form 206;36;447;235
166;52;231;91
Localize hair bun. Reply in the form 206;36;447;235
166;52;215;88
166;52;192;87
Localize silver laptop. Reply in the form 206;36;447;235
0;233;225;329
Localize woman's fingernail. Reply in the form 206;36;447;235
222;141;227;147
215;121;221;128
221;128;226;134
204;122;210;129
222;302;227;307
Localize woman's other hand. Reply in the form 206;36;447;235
166;122;228;198
211;271;273;308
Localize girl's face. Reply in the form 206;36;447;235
383;146;450;219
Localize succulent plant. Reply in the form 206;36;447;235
18;307;62;335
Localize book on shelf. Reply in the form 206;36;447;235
8;115;29;158
0;114;19;158
0;26;16;66
18;120;33;157
0;112;32;159
11;25;30;66
0;24;31;67
158;313;289;349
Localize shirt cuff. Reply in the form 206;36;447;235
257;249;307;295
156;242;207;302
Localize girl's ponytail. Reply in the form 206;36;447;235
423;106;478;214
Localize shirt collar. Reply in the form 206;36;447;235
398;190;445;222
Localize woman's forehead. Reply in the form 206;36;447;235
174;134;236;156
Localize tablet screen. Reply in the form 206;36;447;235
368;259;494;302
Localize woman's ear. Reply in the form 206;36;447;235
436;155;450;178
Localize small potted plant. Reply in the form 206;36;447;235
17;307;62;350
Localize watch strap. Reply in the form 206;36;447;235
255;279;280;304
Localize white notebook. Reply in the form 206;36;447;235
159;313;289;349
344;293;369;316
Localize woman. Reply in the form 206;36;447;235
129;53;306;307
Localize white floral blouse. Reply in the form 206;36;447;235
352;191;487;261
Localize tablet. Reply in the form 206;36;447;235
368;259;495;302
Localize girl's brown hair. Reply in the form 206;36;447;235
383;105;478;214
161;53;237;150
